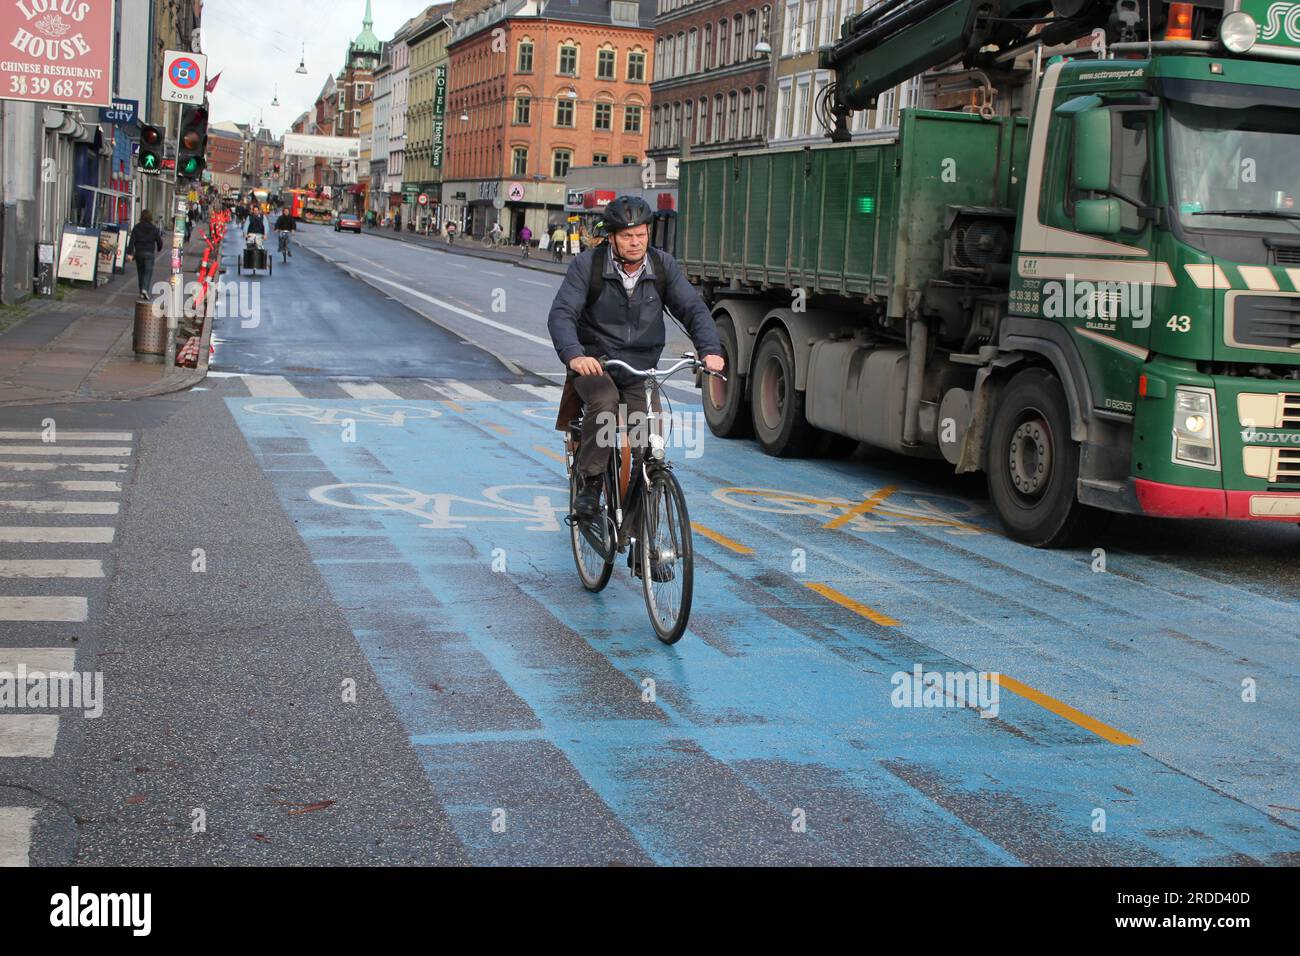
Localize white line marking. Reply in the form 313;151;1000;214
0;560;104;579
243;375;303;398
0;501;120;515
0;527;115;544
0;807;37;867
0;481;121;493
0;431;132;442
0;648;76;671
519;278;552;287
0;716;60;758
425;379;497;402
0;447;131;457
339;382;401;400
0;596;88;622
347;270;554;345
484;270;506;277
514;384;565;403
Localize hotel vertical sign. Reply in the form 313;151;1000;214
431;64;446;169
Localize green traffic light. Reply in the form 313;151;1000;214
143;154;157;168
183;158;200;174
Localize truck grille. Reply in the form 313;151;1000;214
1276;449;1300;484
1231;295;1300;350
1283;394;1300;429
1272;246;1300;266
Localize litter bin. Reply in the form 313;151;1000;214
133;299;166;362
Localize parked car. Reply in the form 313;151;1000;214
334;213;362;234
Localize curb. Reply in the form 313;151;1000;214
343;225;572;276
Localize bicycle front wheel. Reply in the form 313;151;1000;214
639;470;694;644
570;467;613;592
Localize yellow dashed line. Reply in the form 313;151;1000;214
691;522;753;555
440;399;467;413
486;423;511;436
533;444;566;464
805;582;900;627
824;484;899;529
996;674;1142;746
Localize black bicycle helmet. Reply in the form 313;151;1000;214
601;195;654;232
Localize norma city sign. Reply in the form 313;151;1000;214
102;97;137;125
162;49;206;104
0;0;115;107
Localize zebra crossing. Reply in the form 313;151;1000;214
0;428;131;867
211;372;703;403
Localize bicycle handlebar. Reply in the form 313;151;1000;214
603;354;726;384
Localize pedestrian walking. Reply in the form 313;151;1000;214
551;223;567;262
125;210;164;300
519;224;532;258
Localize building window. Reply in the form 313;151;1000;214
794;76;811;138
755;85;766;138
675;31;686;75
556;97;575;127
512;147;528;175
518;41;534;72
558;44;578;75
718;19;728;67
800;1;815;53
687;29;697;73
627;50;645;81
652;106;662;148
514;96;531;124
713;94;724;143
595;101;612;130
598;48;616;79
552;148;572;177
624;104;643;133
820;0;837;47
703;25;712;70
684;99;694;144
622;155;639;164
697;96;708;142
728;91;739;139
741;88;752;138
733;15;744;62
593;153;609;165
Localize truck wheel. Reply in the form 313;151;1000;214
750;329;817;457
986;368;1090;548
702;316;751;439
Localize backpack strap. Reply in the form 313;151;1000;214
585;243;608;313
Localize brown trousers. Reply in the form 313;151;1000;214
570;372;660;479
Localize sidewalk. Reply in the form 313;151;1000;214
0;238;212;408
353;225;573;275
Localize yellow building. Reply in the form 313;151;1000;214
405;6;455;229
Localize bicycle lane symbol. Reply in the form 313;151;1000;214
240;403;442;428
309;482;569;532
711;486;986;535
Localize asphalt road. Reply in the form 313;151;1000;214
0;223;1296;866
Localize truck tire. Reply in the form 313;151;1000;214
702;316;751;439
986;368;1091;548
750;329;817;457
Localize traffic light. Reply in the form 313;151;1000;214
177;104;209;180
138;124;164;175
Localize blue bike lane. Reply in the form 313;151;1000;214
226;392;1300;865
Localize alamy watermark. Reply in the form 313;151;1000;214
891;665;1000;718
0;664;103;718
1042;274;1151;328
591;408;708;459
149;278;261;328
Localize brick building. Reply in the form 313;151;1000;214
646;0;772;183
442;0;655;239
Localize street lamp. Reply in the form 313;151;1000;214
296;43;308;74
754;39;772;56
271;83;280;107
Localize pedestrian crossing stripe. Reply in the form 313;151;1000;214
220;375;705;404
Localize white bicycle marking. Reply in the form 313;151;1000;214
712;486;984;534
240;403;441;427
309;482;567;531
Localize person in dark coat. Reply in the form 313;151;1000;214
126;210;164;299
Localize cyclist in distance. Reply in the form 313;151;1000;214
547;195;724;520
273;206;296;258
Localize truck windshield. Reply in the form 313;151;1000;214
1167;101;1300;237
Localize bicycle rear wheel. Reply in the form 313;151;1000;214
569;466;613;592
639;469;694;644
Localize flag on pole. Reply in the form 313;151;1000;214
205;71;222;93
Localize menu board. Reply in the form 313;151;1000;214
57;226;99;283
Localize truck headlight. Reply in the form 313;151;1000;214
1172;387;1219;468
1220;12;1257;54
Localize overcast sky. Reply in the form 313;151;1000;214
203;0;437;133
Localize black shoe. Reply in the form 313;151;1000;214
574;479;601;519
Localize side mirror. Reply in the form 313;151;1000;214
1075;198;1121;235
1073;108;1112;193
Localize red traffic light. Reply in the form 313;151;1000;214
141;125;163;146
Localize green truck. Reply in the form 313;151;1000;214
679;0;1300;545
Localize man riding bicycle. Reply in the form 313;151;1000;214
547;195;724;527
273;207;295;258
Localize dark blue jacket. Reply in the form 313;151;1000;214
547;247;722;385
